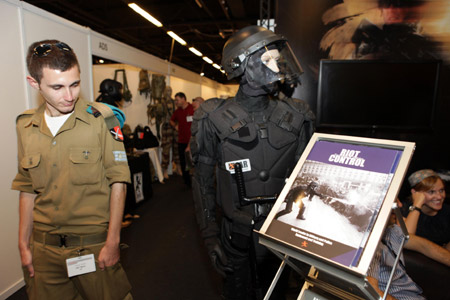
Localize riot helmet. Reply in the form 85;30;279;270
96;79;123;107
221;26;303;90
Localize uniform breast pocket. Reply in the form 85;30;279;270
21;153;45;190
69;148;101;185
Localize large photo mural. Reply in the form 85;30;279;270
276;0;450;186
320;0;450;61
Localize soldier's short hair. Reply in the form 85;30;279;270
26;39;80;84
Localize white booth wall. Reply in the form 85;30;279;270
0;0;237;298
0;1;29;299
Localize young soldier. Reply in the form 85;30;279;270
12;40;132;300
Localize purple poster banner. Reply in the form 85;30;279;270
265;138;406;267
307;140;402;173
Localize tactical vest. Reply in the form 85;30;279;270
207;97;307;220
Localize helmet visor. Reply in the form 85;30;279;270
245;42;303;89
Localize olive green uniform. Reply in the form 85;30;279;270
12;98;132;300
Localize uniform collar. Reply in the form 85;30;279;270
25;104;46;128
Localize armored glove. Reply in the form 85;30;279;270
205;237;233;277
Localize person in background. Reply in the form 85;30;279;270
96;78;124;108
401;169;450;250
97;80;139;227
395;198;450;267
12;39;132;300
160;86;180;180
192;96;204;111
185;96;204;159
170;92;194;187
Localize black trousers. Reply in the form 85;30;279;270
220;218;291;300
178;143;191;186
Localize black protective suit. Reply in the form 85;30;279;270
191;85;315;299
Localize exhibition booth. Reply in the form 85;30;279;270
0;0;237;298
2;0;450;299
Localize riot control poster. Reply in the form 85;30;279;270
258;133;415;275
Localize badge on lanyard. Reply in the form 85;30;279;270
66;254;96;277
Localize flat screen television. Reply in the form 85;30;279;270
317;60;441;130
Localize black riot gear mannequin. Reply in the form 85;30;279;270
191;25;315;300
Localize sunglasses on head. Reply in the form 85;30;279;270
33;42;72;57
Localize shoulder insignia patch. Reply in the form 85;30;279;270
110;126;124;141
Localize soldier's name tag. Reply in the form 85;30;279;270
66;254;96;277
225;159;251;174
186;115;193;122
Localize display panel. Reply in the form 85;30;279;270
258;133;415;276
268;140;402;267
316;60;441;130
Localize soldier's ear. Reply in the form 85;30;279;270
26;76;40;90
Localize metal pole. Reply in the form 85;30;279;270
263;254;287;300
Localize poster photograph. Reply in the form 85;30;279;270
260;133;414;272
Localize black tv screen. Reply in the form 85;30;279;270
317;60;440;130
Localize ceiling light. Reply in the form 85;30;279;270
220;69;225;74
128;3;162;27
200;72;205;76
202;56;213;64
189;47;203;57
195;0;203;8
167;31;187;46
99;59;104;64
212;63;221;70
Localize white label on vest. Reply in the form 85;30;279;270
66;254;96;277
225;159;251;174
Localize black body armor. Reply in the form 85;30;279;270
192;88;314;226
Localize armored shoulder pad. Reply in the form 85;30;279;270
201;97;226;113
283;98;316;121
193;97;226;120
16;108;37;123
